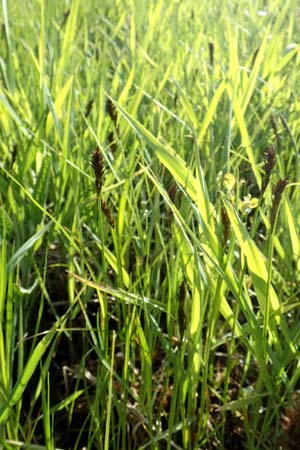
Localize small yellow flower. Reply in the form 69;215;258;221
224;173;236;192
239;194;259;215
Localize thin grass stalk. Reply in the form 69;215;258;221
104;331;116;450
41;372;53;450
263;179;289;360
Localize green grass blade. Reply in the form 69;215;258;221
7;222;52;272
0;323;61;426
114;99;198;200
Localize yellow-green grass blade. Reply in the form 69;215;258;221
283;196;300;266
224;200;280;313
115;97;218;256
197;80;227;145
227;85;261;188
1;0;14;91
0;93;32;138
241;27;270;115
136;315;152;406
7;222;52;272
0;222;7;324
55;0;79;89
223;199;296;354
144;165;243;339
45;75;74;137
115;97;222;251
0;322;61;426
0;165;80;253
114;100;198;200
104;331;116;450
174;227;203;376
179;88;198;130
67;271;166;313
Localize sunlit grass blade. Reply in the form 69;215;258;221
7;222;52;272
114;99;198;200
55;0;79;88
223;198;296;355
197;80;227;145
1;1;299;448
282;196;300;266
45;75;74;137
0;322;62;426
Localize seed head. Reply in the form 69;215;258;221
101;199;114;227
84;100;94;118
270;178;288;229
107;131;117;153
208;42;214;66
91;148;105;196
270;116;281;148
251;47;259;69
106;98;118;126
11;143;18;168
261;147;277;196
221;206;231;247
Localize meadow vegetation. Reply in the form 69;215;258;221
0;1;300;449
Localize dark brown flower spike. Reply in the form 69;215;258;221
208;42;214;66
11;143;18;168
106;97;120;137
101;199;114;227
261;147;277;196
106;98;118;127
60;9;70;28
270;116;281;149
84;100;94;118
91;148;105;196
251;47;259;69
221;206;231;247
168;183;177;203
270;177;288;229
107;131;117;153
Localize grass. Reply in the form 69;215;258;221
0;0;300;449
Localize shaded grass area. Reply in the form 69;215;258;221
1;1;300;449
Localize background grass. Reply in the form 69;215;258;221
1;1;300;449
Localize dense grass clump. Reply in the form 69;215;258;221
1;1;300;449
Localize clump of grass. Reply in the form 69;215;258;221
1;1;300;449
